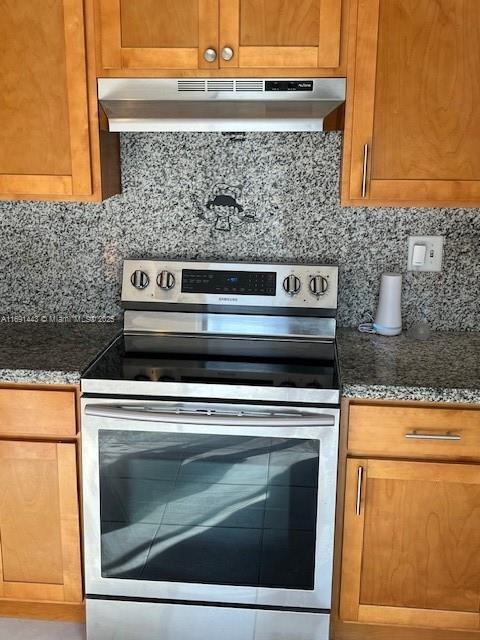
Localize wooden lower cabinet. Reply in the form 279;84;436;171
340;458;480;631
0;441;82;604
0;384;84;620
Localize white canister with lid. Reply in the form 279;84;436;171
373;273;402;336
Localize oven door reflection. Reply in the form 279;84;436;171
99;431;320;590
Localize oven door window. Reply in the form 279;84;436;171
99;430;319;590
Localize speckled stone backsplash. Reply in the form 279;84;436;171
0;132;479;329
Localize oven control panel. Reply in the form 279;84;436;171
122;260;338;310
182;269;277;297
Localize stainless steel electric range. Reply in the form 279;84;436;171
81;259;341;640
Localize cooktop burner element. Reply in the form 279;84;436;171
82;260;340;405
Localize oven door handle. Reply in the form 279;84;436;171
84;404;336;427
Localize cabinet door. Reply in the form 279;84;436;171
98;0;219;70
0;0;92;198
340;459;480;630
0;441;82;603
219;0;342;70
342;0;480;206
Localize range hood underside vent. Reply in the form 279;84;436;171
99;78;346;133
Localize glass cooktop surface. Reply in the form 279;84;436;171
83;334;339;392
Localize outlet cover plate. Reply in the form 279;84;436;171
407;235;444;272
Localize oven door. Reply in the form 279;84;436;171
82;400;339;610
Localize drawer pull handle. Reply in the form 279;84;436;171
355;466;364;516
405;431;461;441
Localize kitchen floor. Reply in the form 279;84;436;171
0;617;86;639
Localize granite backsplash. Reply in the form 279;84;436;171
0;132;479;330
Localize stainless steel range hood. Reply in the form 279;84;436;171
98;78;346;133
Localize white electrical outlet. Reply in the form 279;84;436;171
407;236;444;272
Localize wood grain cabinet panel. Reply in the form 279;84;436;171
220;0;342;69
0;1;121;202
340;458;480;631
348;404;480;460
96;0;344;74
99;0;219;70
0;441;82;603
121;0;200;48
0;0;92;198
342;0;480;207
0;389;76;438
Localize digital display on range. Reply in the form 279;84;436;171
182;270;277;296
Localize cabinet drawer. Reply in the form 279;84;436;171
348;404;480;460
0;389;76;437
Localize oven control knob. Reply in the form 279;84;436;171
131;270;149;290
309;275;328;297
157;270;176;291
283;274;301;296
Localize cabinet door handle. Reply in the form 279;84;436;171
361;143;369;198
204;48;217;63
355;466;364;516
221;47;234;61
405;431;461;441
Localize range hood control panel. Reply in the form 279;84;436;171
265;80;313;92
122;260;338;311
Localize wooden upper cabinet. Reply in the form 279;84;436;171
340;459;480;631
219;0;342;70
0;0;92;198
0;441;82;603
99;0;219;70
342;0;480;207
96;0;344;73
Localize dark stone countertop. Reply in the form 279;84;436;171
0;321;120;385
0;321;479;404
337;327;480;404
